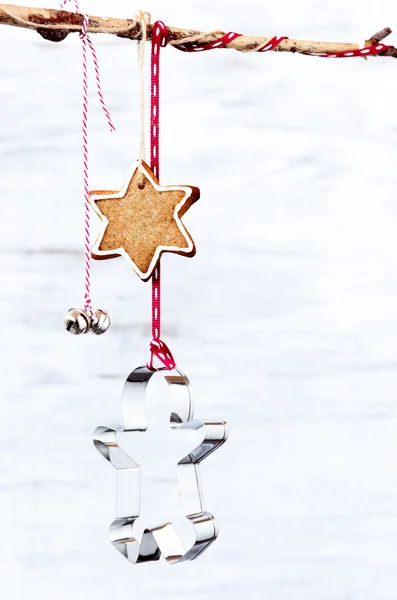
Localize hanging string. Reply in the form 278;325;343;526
134;10;150;186
147;21;175;372
60;0;115;314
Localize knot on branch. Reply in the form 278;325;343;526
37;27;69;42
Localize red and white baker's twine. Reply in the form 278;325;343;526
172;32;391;57
61;0;115;314
147;21;176;372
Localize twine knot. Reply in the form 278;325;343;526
147;339;176;371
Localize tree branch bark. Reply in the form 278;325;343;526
0;3;396;58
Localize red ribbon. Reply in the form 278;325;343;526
173;32;391;58
146;24;389;371
147;21;176;372
173;31;242;52
303;43;391;58
257;36;289;52
150;21;168;180
149;339;176;371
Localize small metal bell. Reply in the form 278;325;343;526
65;308;91;335
90;309;111;335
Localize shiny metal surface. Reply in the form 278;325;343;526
65;307;111;335
93;366;228;565
90;309;111;335
65;308;91;335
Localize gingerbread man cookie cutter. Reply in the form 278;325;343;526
93;366;228;564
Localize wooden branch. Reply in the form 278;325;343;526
366;27;393;45
0;3;396;58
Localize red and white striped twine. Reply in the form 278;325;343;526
61;0;115;314
80;13;92;313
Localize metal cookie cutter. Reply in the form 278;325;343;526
93;366;228;564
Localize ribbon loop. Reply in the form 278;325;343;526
147;339;176;371
152;20;169;47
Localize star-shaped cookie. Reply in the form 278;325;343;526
89;161;200;281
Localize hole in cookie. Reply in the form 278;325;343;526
138;183;146;190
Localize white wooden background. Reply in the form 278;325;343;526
1;1;397;598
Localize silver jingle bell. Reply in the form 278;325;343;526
65;308;91;335
90;309;111;335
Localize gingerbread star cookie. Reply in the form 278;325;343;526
89;161;200;281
